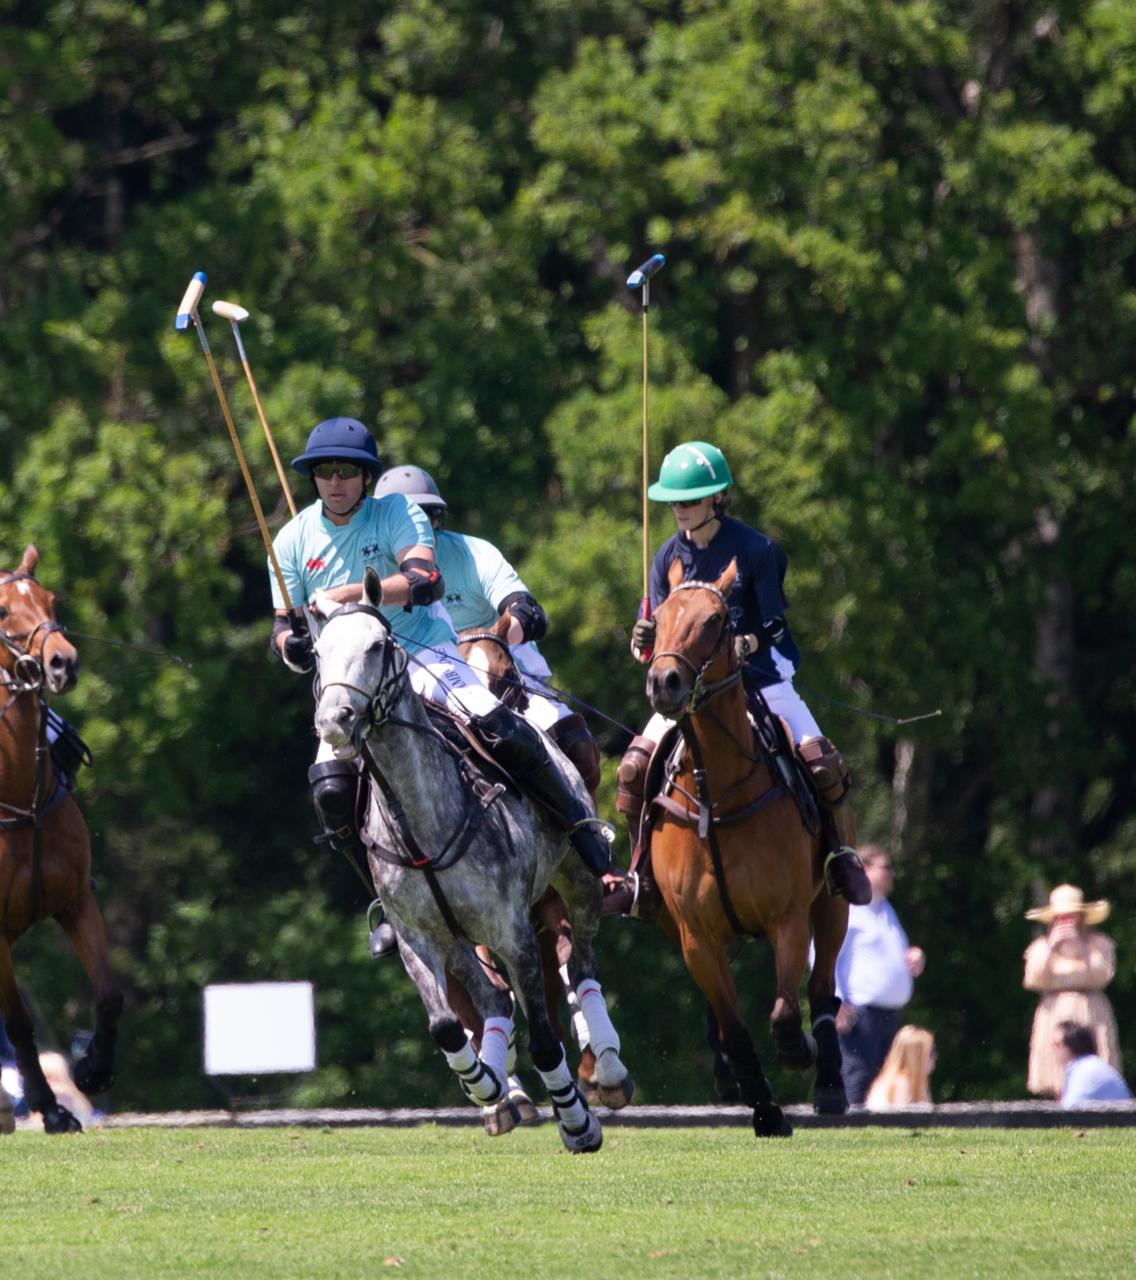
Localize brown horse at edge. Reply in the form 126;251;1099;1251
0;546;122;1132
644;557;849;1136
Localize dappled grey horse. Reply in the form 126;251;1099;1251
312;568;631;1153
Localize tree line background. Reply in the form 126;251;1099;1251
2;0;1134;1110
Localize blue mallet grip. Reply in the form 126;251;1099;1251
626;254;665;289
175;271;207;331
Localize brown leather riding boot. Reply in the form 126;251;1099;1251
798;735;871;906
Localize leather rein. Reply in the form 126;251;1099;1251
318;603;507;941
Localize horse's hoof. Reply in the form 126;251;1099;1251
594;1049;634;1109
73;1056;114;1097
42;1105;83;1135
713;1069;741;1103
576;1074;599;1108
482;1097;522;1137
597;1074;635;1109
507;1077;543;1126
557;1110;603;1154
753;1105;793;1139
812;1084;848;1116
777;1032;818;1072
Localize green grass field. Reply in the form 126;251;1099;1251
4;1125;1132;1279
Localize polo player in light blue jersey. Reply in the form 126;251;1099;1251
269;419;612;957
373;465;601;798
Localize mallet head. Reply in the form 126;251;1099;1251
212;300;250;323
627;254;665;290
175;271;207;331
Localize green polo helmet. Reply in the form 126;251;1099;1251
647;441;733;501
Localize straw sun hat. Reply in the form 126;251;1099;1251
1025;883;1110;926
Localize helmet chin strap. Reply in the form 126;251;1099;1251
685;497;725;534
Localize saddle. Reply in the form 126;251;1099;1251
631;702;820;867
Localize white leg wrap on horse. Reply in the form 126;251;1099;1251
443;1039;503;1105
559;963;591;1048
537;1048;589;1133
576;980;620;1057
480;1016;512;1085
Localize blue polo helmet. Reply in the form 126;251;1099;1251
291;417;382;477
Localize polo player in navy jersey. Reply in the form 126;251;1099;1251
606;440;871;919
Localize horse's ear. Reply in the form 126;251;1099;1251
492;612;511;639
363;565;383;607
667;557;685;590
18;544;38;577
715;557;738;596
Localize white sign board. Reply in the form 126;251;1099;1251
204;982;316;1076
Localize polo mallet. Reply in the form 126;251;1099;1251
627;253;666;620
211;299;298;519
174;272;304;634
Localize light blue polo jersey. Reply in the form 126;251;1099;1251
270;495;456;656
434;529;553;680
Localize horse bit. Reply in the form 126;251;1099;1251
0;571;65;699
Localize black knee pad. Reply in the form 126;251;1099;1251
308;759;363;838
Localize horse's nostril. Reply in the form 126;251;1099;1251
664;670;682;693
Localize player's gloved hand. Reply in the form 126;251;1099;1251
733;633;760;662
282;622;315;674
631;617;656;662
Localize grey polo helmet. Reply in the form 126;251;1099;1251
374;465;447;510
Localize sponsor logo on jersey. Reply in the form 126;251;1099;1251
361;542;381;559
306;558;326;571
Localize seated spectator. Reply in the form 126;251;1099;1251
1055;1022;1132;1107
864;1025;936;1110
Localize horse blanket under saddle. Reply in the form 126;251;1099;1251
633;702;820;863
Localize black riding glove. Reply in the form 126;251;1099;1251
282;624;315;674
631;617;656;662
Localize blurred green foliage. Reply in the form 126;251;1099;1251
2;0;1134;1110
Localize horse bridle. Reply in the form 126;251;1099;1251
0;571;65;694
315;602;408;751
648;580;742;714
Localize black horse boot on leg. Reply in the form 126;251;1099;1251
603;735;662;920
470;705;612;876
797;736;871;906
309;759;397;958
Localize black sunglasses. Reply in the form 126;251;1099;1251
312;461;363;481
672;498;705;509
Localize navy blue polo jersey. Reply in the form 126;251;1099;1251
648;516;801;688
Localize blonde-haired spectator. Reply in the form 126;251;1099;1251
865;1025;936;1110
1023;884;1121;1098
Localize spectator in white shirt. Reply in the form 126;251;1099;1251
834;844;926;1105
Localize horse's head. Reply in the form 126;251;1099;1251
647;557;737;716
457;614;529;712
313;567;405;758
0;545;79;694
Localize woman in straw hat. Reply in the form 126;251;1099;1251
1023;884;1121;1097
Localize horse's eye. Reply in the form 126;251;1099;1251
366;639;386;656
0;606;8;620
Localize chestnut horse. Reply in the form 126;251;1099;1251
0;546;121;1132
455;619;601;1103
644;558;848;1136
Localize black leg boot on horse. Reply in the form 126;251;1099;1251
602;735;663;920
308;759;398;958
469;705;612;876
798;736;871;906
